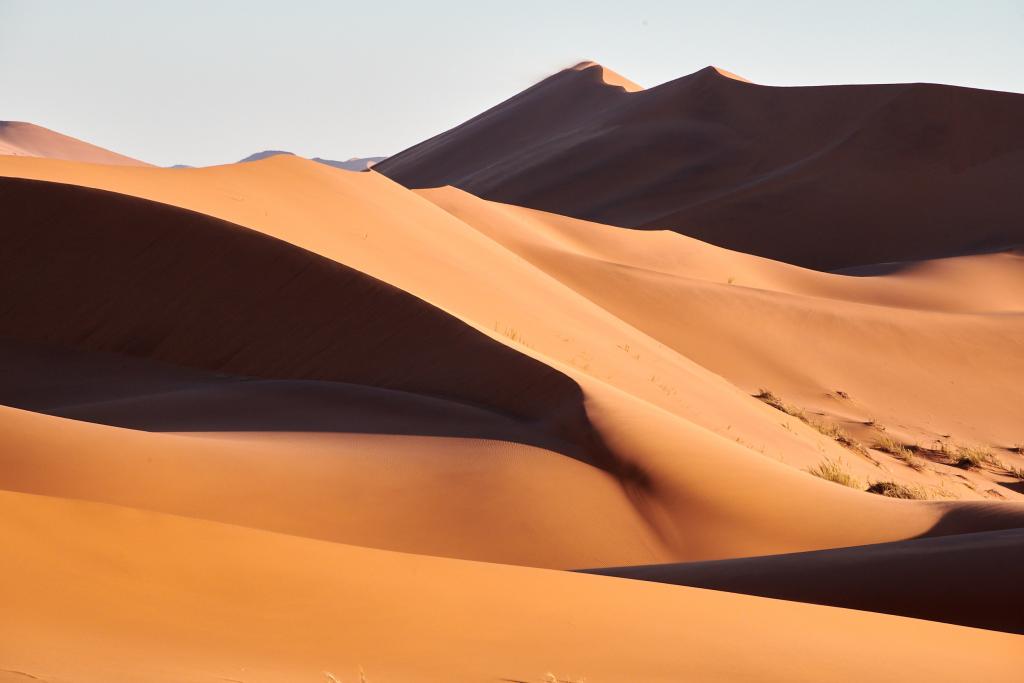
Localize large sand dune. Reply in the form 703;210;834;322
375;63;1024;269
3;489;1021;683
0;121;150;166
1;78;1023;680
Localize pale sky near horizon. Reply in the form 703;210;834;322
2;0;1022;167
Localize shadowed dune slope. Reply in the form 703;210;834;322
0;176;604;461
0;121;150;166
584;528;1024;634
2;489;1021;683
376;63;1024;269
0;338;578;445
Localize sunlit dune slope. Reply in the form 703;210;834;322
3;489;1021;683
422;186;1024;461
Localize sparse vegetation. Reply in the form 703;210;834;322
757;389;794;417
952;445;1001;470
807;458;861;489
755;389;870;457
810;419;869;456
1006;465;1024;480
929;439;954;458
874;436;925;471
494;321;532;348
867;481;928;499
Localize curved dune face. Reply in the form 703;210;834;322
375;64;1024;270
1;158;1022;572
0;121;151;166
0;176;604;462
1;133;1023;681
4;490;1021;683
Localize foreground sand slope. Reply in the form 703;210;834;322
0;404;666;568
375;63;1024;269
2;488;1021;683
0;121;150;166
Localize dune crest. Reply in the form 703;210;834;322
569;59;644;91
710;65;750;82
3;489;1021;683
375;65;1024;269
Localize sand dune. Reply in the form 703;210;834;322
1;158;1022;570
423;187;1024;469
0;404;664;568
375;63;1024;269
2;97;1023;680
584;527;1024;633
0;120;150;166
3;488;1021;683
0;175;601;461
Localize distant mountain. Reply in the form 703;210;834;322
0;121;151;166
375;62;1024;270
238;150;295;163
313;156;387;171
238;149;385;171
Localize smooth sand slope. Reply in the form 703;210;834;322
585;527;1024;633
1;148;1023;679
423;187;1024;481
1;157;1022;567
0;121;150;166
375;62;1024;269
3;489;1021;683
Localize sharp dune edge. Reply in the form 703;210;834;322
2;62;1024;681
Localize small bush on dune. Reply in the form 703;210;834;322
874;436;925;471
867;481;929;499
952;445;1001;470
811;420;868;455
807;458;861;489
754;389;801;418
755;390;870;456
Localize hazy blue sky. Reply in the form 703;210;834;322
2;1;1022;167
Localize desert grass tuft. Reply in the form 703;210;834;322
952;445;1001;470
755;390;871;457
754;389;803;418
874;436;925;471
807;458;861;489
810;419;869;455
866;481;929;499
